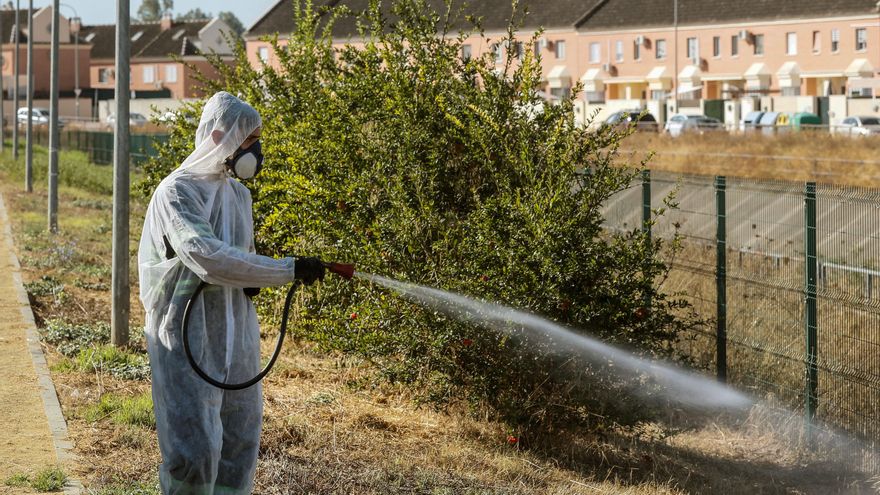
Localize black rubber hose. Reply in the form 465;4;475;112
181;280;299;390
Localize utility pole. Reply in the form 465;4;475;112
25;0;32;193
48;0;59;232
111;0;130;346
12;0;19;160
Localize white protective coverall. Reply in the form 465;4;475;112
138;92;297;494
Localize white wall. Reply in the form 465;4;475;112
98;98;195;122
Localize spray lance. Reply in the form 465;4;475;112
181;261;356;390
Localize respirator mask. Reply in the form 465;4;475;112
225;140;264;180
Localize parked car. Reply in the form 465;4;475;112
603;110;658;132
664;114;723;137
835;115;880;136
106;112;148;128
16;107;62;128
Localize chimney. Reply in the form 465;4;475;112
160;11;173;31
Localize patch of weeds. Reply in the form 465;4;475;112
77;263;111;278
4;466;67;491
3;472;29;487
25;275;65;297
306;391;338;406
75;345;151;381
93;223;111;235
40;319;110;357
49;356;76;373
81;392;155;428
73;279;109;291
72;198;111;210
31;466;67;491
91;480;160;495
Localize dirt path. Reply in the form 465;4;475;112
0;192;78;494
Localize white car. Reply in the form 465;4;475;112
836;116;880;136
665;114;723;137
106;112;148;127
16;107;57;127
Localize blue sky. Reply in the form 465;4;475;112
26;0;280;30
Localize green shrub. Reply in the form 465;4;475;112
141;0;694;431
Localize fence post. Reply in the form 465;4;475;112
804;181;819;438
715;176;727;383
641;169;651;240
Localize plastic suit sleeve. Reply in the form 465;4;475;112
160;183;296;288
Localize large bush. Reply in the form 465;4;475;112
141;0;695;432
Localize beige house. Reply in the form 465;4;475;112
245;0;880;126
81;13;236;100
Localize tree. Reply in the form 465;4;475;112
137;0;173;22
176;8;210;21
217;11;245;36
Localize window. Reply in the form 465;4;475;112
633;39;641;60
786;32;797;55
98;68;112;83
516;42;524;61
589;42;601;63
615;40;624;62
731;35;738;56
258;46;269;63
555;40;566;59
493;43;503;63
461;44;472;60
165;64;178;83
812;31;820;53
856;28;867;51
831;29;840;52
781;87;800;96
142;65;155;83
686;37;698;60
712;36;720;57
655;39;667;59
585;90;605;103
753;34;764;55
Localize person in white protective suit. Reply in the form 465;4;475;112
138;91;325;494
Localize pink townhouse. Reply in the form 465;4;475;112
246;0;880;127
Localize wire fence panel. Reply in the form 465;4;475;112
22;127;168;166
602;170;880;467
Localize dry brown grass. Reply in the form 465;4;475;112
623;131;880;187
2;154;876;494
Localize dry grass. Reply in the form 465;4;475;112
623;131;880;187
1;150;877;494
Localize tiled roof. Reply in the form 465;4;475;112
576;0;880;30
80;19;210;60
245;0;591;39
247;0;880;39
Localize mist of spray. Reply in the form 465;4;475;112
356;273;753;411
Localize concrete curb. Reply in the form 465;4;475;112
0;191;83;495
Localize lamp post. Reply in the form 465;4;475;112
673;0;679;116
12;0;18;159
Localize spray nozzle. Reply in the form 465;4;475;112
323;261;356;280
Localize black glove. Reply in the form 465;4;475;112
294;257;326;286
